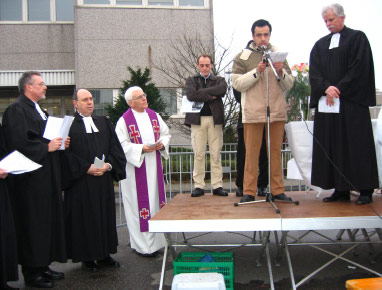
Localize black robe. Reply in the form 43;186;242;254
309;26;379;190
2;95;66;267
62;112;126;262
0;124;18;287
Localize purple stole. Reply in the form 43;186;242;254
122;108;166;232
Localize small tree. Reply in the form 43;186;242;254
106;66;167;124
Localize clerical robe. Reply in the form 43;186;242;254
62;112;126;262
2;95;66;267
0;124;18;287
115;109;170;254
309;26;379;190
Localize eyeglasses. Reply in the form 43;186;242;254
133;93;146;101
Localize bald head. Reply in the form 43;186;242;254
73;89;94;117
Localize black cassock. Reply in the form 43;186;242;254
309;26;379;191
62;112;126;262
0;124;18;287
2;95;66;267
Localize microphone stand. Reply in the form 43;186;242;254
234;49;299;213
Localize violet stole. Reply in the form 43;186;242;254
122;108;166;232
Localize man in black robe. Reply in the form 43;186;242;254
0;124;18;289
309;3;379;205
62;89;126;272
2;71;67;288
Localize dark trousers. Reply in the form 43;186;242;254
236;126;268;189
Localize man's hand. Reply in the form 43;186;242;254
64;136;70;149
0;168;8;179
257;61;267;73
154;141;164;151
142;144;155;153
273;62;284;75
48;137;63;152
325;86;340;106
87;164;106;176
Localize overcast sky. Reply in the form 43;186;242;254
213;0;382;90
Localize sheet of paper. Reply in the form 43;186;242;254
0;150;42;174
147;138;163;148
181;96;203;113
43;116;74;150
94;154;105;168
318;96;340;113
268;52;288;63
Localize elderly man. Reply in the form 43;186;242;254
309;3;378;204
232;19;294;203
185;54;228;197
62;89;126;271
116;86;170;257
2;71;67;288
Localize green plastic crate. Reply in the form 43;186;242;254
173;252;234;290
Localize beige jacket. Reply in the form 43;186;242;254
232;42;294;123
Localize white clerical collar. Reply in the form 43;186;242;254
34;102;47;120
79;112;99;133
329;33;340;49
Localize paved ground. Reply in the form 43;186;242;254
7;193;382;289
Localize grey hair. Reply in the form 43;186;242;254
124;86;142;103
18;71;41;94
322;3;345;17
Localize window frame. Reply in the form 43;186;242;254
77;0;208;9
0;0;74;24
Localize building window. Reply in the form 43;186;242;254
56;0;74;21
0;0;74;23
0;0;22;21
83;0;110;3
179;0;203;6
159;88;178;116
116;0;142;5
28;0;50;21
89;89;113;116
148;0;173;5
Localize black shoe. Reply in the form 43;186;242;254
213;187;228;196
273;193;292;201
191;188;204;197
323;191;350;202
240;194;255;202
356;194;373;205
257;187;267;196
82;261;100;272
25;276;54;288
134;250;159;258
41;268;65;281
236;187;243;197
97;256;120;268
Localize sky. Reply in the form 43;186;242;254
213;0;382;90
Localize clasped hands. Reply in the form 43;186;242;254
142;142;164;153
87;163;111;177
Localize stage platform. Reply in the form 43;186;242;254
150;191;382;232
149;191;382;289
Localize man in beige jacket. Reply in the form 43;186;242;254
232;19;294;203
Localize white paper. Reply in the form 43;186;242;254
181;96;203;113
147;138;163;148
94;154;105;169
0;150;42;174
268;52;288;63
43;116;74;149
318;96;340;113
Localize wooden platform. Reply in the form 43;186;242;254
149;191;382;233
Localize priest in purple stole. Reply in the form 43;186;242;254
116;86;170;257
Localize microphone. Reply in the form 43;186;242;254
261;45;268;52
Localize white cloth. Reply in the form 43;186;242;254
82;116;99;133
329;33;340;49
34;103;47;120
115;109;170;254
374;111;382;188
